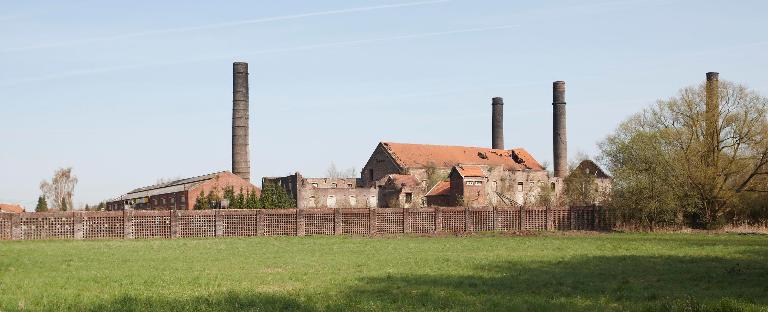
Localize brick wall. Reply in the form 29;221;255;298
0;206;613;240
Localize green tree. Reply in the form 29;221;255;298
599;78;768;228
97;202;105;211
259;182;296;208
207;189;221;209
35;195;48;212
245;188;260;209
193;191;209;210
234;187;246;209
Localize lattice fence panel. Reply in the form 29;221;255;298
472;211;494;232
178;215;216;238
342;212;369;235
496;209;519;231
83;215;124;239
376;211;403;234
441;211;466;232
573;209;595;230
21;216;74;240
305;212;334;235
264;213;296;236
132;216;170;239
0;216;11;240
408;211;435;233
222;214;259;237
551;209;571;230
596;209;615;230
525;209;547;231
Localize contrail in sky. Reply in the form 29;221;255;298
0;0;451;53
0;24;516;87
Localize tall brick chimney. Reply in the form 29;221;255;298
232;62;250;182
491;97;504;150
553;81;567;178
705;72;719;163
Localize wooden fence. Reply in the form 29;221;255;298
0;207;613;240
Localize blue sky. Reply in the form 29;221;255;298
1;0;767;210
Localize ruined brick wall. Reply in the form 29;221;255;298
297;187;378;209
360;144;404;186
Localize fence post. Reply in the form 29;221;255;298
123;210;134;239
74;212;84;240
334;208;342;235
170;210;179;238
465;207;472;232
594;205;601;230
369;208;376;235
434;207;442;233
403;208;411;234
297;209;305;237
546;206;553;231
10;213;21;240
256;210;265;236
519;206;526;231
570;207;577;230
492;206;498;231
215;209;223;237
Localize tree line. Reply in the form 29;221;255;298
193;183;295;210
597;76;768;229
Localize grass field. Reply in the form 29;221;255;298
1;233;767;311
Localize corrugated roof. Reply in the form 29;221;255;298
455;165;486;177
425;181;452;197
381;142;544;171
0;203;24;213
128;171;225;194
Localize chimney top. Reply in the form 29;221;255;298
492;97;504;105
553;81;566;104
706;72;719;81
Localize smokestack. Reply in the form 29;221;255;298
232;62;250;182
553;81;567;178
491;97;504;150
705;72;719;163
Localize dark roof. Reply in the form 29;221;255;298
574;160;611;179
128;171;224;194
381;142;544;171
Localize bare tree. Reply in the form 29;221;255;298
40;167;78;211
326;162;357;178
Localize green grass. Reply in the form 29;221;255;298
1;233;767;311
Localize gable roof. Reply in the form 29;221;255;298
574;160;611;179
0;203;24;213
380;142;544;171
425;181;452;197
454;165;486;177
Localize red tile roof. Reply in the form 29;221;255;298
455;165;486;177
0;203;24;213
426;181;452;197
379;174;420;190
381;142;544;171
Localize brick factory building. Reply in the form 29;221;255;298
263;81;612;209
107;62;260;210
106;171;258;211
266;141;553;209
